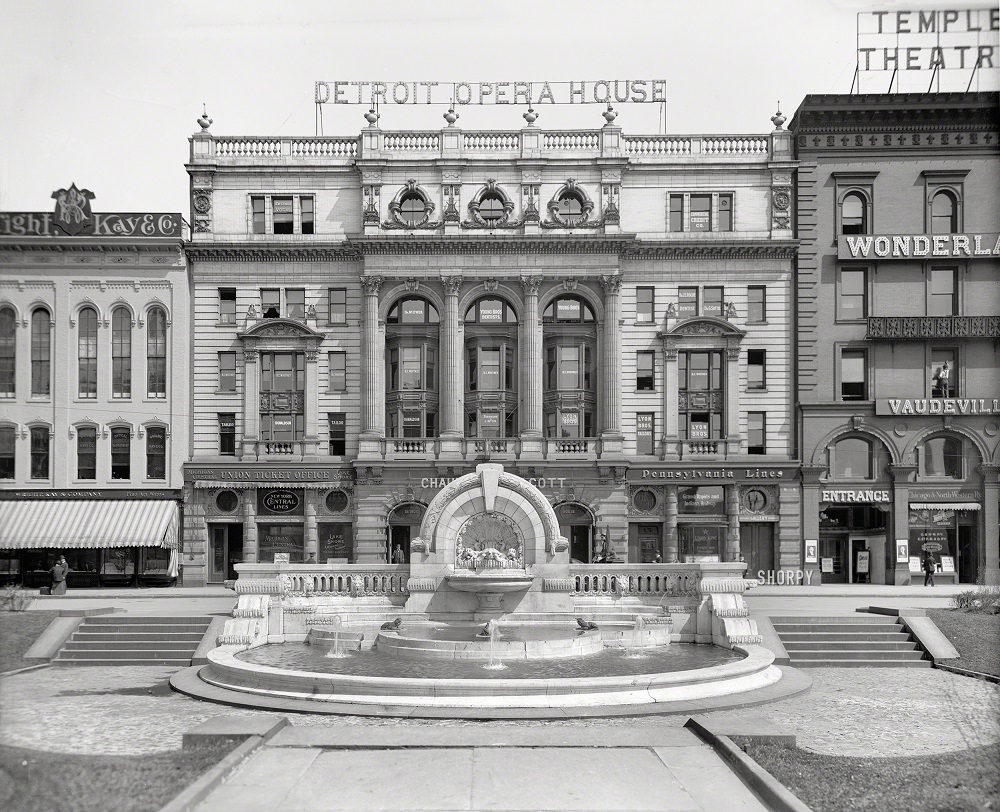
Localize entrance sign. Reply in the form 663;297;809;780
315;80;667;106
857;550;870;574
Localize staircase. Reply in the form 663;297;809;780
771;615;930;667
54;615;213;666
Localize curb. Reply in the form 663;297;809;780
933;661;1000;684
0;662;51;678
157;718;289;812
684;717;813;812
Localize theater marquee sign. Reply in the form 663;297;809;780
839;233;1000;260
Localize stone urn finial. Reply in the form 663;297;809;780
443;105;459;126
523;105;538;125
771;103;786;130
197;104;212;132
602;102;617;124
364;108;380;127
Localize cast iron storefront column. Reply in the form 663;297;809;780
889;463;918;585
980;463;1000;584
520;275;543;451
360;276;384;441
664;486;679;562
599;275;623;450
439;275;464;455
243;494;257;563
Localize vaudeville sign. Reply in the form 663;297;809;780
315;80;666;106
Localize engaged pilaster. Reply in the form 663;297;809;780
519;275;544;456
599;274;623;452
439;275;464;457
360;276;384;441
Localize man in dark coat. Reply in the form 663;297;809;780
922;551;938;587
50;556;69;595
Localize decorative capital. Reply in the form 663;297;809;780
520;275;541;296
599;274;622;294
361;276;383;296
441;275;463;296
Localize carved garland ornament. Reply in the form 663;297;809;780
383;180;442;230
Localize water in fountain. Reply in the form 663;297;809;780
324;615;349;659
483;616;506;670
624;615;647;658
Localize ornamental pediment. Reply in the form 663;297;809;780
239;318;325;340
664;316;744;338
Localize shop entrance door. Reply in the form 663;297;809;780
388;526;410;564
958;526;977;583
209;524;244;583
739;523;774;580
819;533;848;583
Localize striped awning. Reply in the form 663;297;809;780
909;502;980;511
0;500;178;549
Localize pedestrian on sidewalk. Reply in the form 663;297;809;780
49;555;70;595
922;551;938;587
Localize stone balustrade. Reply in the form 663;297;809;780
234;563;410;597
570;564;705;597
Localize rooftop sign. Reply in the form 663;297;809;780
0;184;180;238
315;80;666;106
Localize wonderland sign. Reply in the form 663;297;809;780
315;80;666;106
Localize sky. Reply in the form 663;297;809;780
1;0;998;215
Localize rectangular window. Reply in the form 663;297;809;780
703;287;724;317
261;289;280;319
840;349;868;401
480;348;500;390
748;412;766;455
31;313;50;397
559;410;580;438
328;351;347;391
328;288;346;324
839;269;868;320
747;349;766;390
689;195;711;232
112;313;131;399
251;197;266;234
328;413;346;455
677;287;698;319
286;289;305;319
637;412;655;455
272;196;294;234
668;194;684;232
931;349;957;398
261;352;303;392
77;427;97;479
558;346;580;390
111;428;130;480
219;288;237;325
636;351;655;391
545;347;556;390
30;426;48;479
929;268;957;316
718;194;733;231
219;352;236;392
219;414;236;456
0;426;14;479
146;427;166;479
747;286;766;323
402;411;422;439
636;287;655;323
301;196;315;235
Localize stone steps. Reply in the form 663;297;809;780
53;615;213;667
771;615;930;668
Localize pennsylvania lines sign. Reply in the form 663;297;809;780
838;233;1000;260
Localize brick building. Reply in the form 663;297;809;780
790;92;1000;585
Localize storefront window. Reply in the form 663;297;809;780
258;523;305;563
318;522;353;563
679;525;725;562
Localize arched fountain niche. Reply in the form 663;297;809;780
405;463;569;618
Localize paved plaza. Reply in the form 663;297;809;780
2;585;997;809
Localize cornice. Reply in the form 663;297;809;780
348;234;637;255
185;243;362;262
623;241;798;260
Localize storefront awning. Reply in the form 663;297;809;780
0;500;178;549
909;502;981;511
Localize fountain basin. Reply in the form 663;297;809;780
196;643;781;712
447;572;534;593
306;628;364;652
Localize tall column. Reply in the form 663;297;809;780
243;494;258;563
979;464;999;585
241;349;259;459
599;275;623;452
664;486;679;562
519;275;544;456
726;485;741;563
360;276;384;453
661;337;678;458
303;349;318;456
725;340;741;446
439;275;464;457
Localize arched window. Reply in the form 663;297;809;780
30;425;49;479
0;306;15;397
112;307;131;398
385;297;439;439
557;189;585;226
31;309;51;397
840;192;867;235
464;297;518;438
543;296;595;323
920;435;963;479
147;307;167;398
543;296;597;439
77;426;97;479
464;298;517;325
0;425;14;479
931;190;958;234
833;437;872;479
146;426;166;479
78;307;98;399
111;427;131;480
